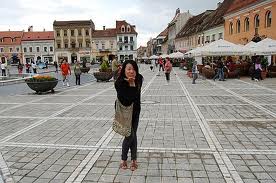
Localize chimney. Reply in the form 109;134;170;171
132;25;136;31
43;28;45;32
103;26;106;30
28;26;33;32
175;8;180;16
217;2;221;8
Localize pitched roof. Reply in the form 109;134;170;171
22;31;54;41
0;31;23;45
157;27;168;37
226;0;259;14
175;10;214;39
176;0;234;39
92;29;117;38
53;20;94;26
116;20;137;35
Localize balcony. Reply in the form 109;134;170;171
99;48;110;52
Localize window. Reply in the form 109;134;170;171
29;47;32;52
44;47;47;52
79;43;82;48
266;11;272;27
24;47;27;52
50;47;53;52
96;43;99;49
119;46;122;51
64;43;68;48
9;48;12;52
198;37;201;44
212;34;216;41
236;20;241;33
0;48;3;52
124;36;128;43
111;43;113;49
85;29;89;36
121;26;125;32
102;43;105;50
36;47;40;52
64;30;67;36
119;37;122;42
206;36;210;43
86;41;90;47
254;14;260;28
16;47;19;52
56;30;60;37
71;42;75;48
125;45;128;50
130;37;133;42
201;36;204;44
57;44;61;49
229;22;234;35
0;38;3;42
219;33;223;40
71;30;74;36
127;26;130;32
12;38;16;42
130;45;133;50
78;29;82;36
245;17;250;32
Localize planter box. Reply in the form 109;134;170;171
26;79;58;94
93;72;113;82
80;67;90;73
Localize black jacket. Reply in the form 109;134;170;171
115;74;143;111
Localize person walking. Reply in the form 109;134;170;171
112;57;119;81
192;60;199;84
25;62;31;73
1;61;6;76
213;58;227;81
73;61;81;85
115;60;143;171
164;58;172;84
18;63;23;75
31;61;37;74
60;59;71;87
53;61;58;73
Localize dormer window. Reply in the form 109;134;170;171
127;25;131;32
121;25;125;33
0;38;3;42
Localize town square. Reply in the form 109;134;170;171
1;0;276;183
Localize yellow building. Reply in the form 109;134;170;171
91;27;117;62
224;0;275;44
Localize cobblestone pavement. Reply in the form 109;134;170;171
0;64;276;183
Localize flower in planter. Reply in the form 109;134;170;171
25;75;56;82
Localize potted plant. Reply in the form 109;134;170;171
93;60;113;82
261;57;268;79
25;75;58;94
186;58;194;78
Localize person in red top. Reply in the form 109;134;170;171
60;59;71;86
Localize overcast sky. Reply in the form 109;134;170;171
0;0;220;46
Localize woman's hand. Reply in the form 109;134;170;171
124;77;135;87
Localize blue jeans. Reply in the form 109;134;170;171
218;68;224;80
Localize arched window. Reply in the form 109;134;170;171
236;20;241;33
229;22;233;35
244;17;250;32
254;14;260;28
266;11;272;27
127;25;131;32
121;26;125;33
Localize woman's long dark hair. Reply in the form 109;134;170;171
116;60;141;86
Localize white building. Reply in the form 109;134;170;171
202;26;224;45
21;29;54;64
116;20;138;62
167;8;192;53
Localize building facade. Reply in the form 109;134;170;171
116;21;138;62
167;8;192;53
137;46;147;58
224;0;276;45
0;31;23;64
21;30;54;64
91;27;117;62
53;20;95;64
156;28;168;55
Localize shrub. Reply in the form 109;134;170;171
26;75;56;82
100;60;109;72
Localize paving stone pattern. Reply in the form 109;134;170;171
0;64;276;183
